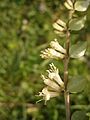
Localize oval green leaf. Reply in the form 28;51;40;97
70;41;87;58
69;16;86;31
67;76;86;93
71;111;88;120
75;0;90;12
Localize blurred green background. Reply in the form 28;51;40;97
0;0;90;120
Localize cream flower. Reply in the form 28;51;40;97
40;48;65;59
47;63;64;89
41;75;61;92
39;87;59;104
50;39;66;54
38;63;65;103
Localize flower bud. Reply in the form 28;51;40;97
56;19;66;28
53;23;65;32
67;0;73;7
64;0;73;10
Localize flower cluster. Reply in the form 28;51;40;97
39;63;65;103
40;39;66;60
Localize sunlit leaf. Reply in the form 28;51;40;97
70;41;87;58
75;0;90;12
69;16;86;31
71;111;88;120
67;76;86;93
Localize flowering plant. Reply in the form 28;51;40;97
38;0;90;120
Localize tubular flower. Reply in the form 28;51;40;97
47;63;64;89
50;39;66;54
40;48;65;59
39;63;65;103
39;87;59;104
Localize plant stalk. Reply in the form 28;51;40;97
64;30;71;120
64;6;75;119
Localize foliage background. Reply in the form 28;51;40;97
0;0;90;120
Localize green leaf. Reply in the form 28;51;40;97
75;0;90;12
71;111;88;120
69;16;86;31
70;41;87;58
67;76;86;93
